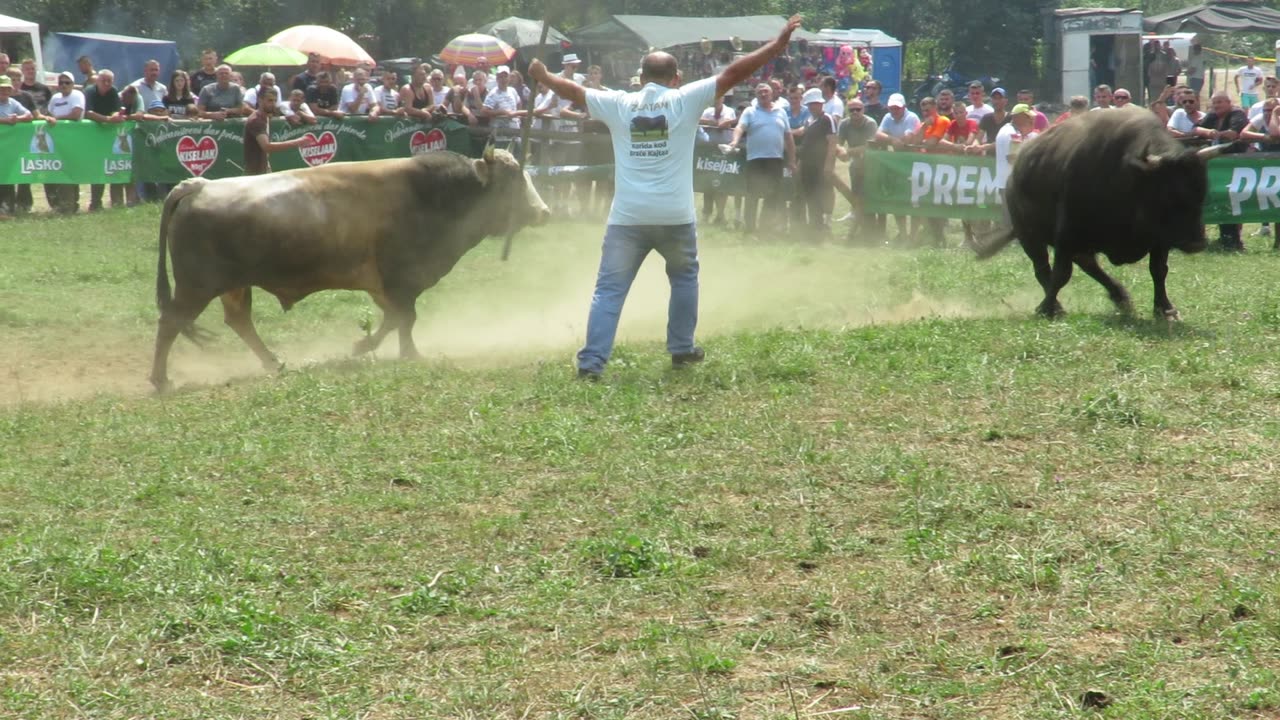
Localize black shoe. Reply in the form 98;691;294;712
577;368;601;382
671;347;705;368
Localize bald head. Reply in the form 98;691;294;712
640;51;678;86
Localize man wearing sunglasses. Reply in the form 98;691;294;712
836;97;879;242
1166;88;1204;138
43;72;85;213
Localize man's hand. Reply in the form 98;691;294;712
528;59;549;85
776;14;802;48
44;116;57;126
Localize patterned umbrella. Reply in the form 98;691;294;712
440;33;517;66
268;25;375;67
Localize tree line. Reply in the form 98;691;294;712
5;0;1255;94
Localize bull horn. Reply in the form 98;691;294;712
483;142;496;162
1196;143;1226;162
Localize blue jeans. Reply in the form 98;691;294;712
577;223;700;373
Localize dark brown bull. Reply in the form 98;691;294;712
150;147;549;390
975;110;1221;320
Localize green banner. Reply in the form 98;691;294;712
1204;154;1280;224
863;150;1001;221
692;144;795;196
0;120;135;184
862;149;1280;224
132;117;473;183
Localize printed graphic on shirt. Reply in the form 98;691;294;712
630;114;669;141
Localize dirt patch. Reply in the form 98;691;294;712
0;245;999;407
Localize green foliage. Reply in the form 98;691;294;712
582;532;675;578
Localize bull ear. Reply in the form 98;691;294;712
473;157;491;185
1196;143;1225;162
1130;154;1169;173
483;143;496;163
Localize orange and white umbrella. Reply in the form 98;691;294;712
268;25;375;67
440;33;516;66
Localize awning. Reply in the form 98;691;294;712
1144;0;1280;33
571;15;820;51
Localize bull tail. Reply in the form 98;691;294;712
155;180;214;346
971;226;1017;260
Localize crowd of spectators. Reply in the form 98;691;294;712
4;38;1280;249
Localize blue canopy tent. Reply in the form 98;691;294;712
46;32;181;82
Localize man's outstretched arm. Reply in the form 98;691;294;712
528;62;586;108
716;15;803;97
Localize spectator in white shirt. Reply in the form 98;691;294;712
373;69;405;118
482;65;524;131
1167;89;1204;137
820;75;843;121
43;72;85;213
340;68;377;116
285;88;316;125
965;81;993;121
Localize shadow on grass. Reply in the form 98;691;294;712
1100;313;1216;341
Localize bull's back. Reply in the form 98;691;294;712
168;160;423;292
1008;112;1179;248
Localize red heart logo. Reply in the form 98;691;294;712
410;128;447;155
175;136;218;177
298;131;338;167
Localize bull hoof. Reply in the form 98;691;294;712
150;376;173;394
1157;306;1181;322
1035;300;1066;319
1114;297;1135;316
400;349;422;361
353;337;378;356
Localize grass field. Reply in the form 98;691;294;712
5;206;1280;719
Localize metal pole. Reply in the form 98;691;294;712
502;13;552;262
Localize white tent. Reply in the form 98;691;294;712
0;13;45;77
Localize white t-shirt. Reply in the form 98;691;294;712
823;96;844;120
483;86;521;129
242;86;294;116
340;83;376;114
1238;66;1265;94
48;89;85;118
375;85;401;111
532;90;556;132
1167;107;1203;133
995;123;1036;189
966;103;994;122
698;104;737;144
585;77;718;225
1249;99;1271;120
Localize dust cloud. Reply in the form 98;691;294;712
0;225;998;406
